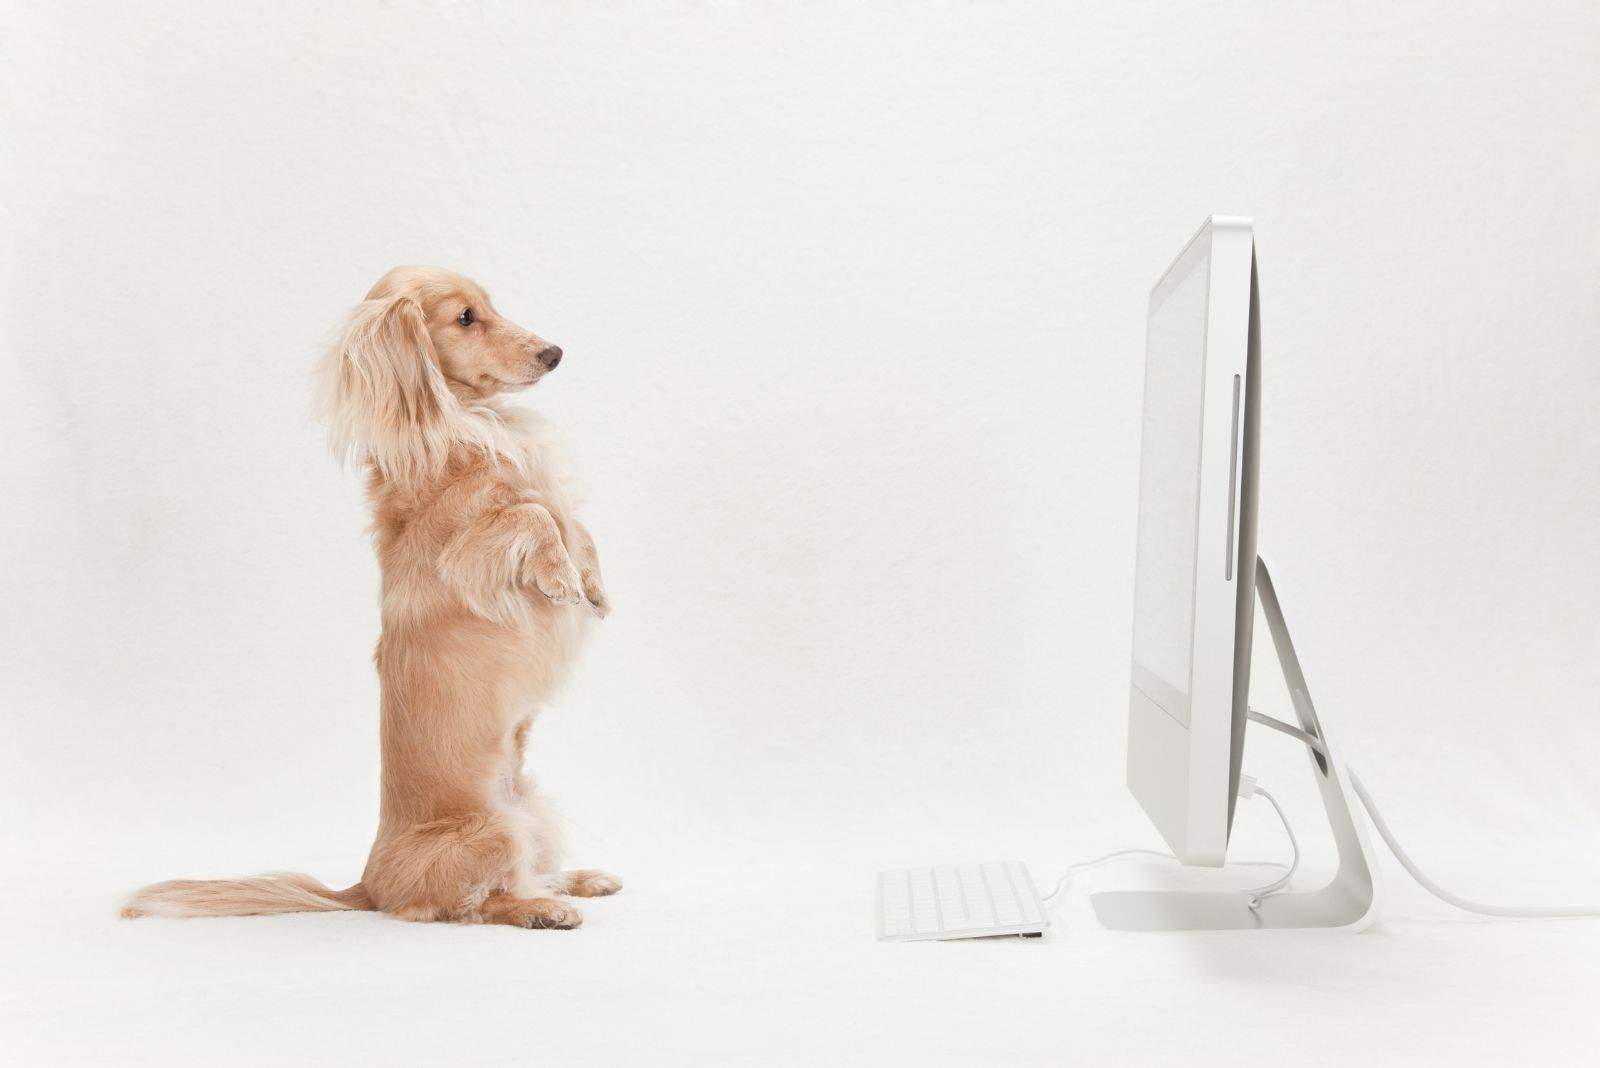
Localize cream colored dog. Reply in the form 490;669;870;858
123;266;618;929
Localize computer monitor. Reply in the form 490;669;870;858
1127;216;1260;867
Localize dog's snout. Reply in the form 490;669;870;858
537;345;563;371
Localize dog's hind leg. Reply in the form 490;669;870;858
510;773;623;898
503;719;622;900
363;812;530;924
553;870;623;897
478;892;583;929
509;781;622;899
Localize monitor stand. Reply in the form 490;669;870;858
1091;555;1384;931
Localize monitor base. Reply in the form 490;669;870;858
1092;555;1384;932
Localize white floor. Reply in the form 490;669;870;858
7;835;1598;1066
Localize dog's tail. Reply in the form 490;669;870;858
120;872;372;919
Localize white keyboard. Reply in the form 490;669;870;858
877;861;1049;941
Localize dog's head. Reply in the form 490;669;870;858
368;266;563;398
318;266;562;478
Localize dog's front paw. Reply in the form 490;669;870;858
580;570;611;619
525;554;584;607
562;869;622;897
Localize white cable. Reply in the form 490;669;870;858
1043;756;1599;918
1240;785;1299;908
1349;769;1600;919
1039;849;1173;903
1040;790;1296;908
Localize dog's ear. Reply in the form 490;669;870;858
317;294;455;479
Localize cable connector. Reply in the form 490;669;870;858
1237;773;1259;800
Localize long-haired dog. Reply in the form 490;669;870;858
123;266;618;929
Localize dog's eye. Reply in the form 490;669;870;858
457;308;475;327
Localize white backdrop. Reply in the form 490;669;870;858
3;2;1598;1064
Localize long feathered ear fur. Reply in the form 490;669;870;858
317;295;465;485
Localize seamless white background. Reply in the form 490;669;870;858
3;2;1597;1064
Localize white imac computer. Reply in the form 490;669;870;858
876;217;1596;942
1094;215;1385;931
1125;215;1259;868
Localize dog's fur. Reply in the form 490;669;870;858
123;267;618;929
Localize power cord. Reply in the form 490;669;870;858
1251;705;1600;918
1348;769;1600;919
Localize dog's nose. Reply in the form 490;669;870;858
537;345;563;370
